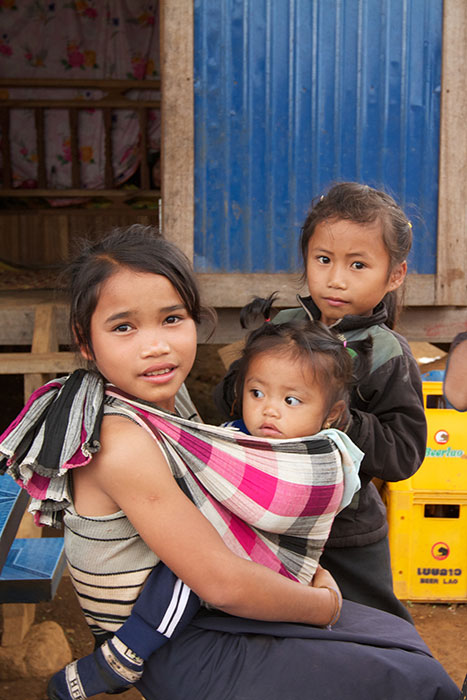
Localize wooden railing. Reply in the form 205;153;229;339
0;78;161;201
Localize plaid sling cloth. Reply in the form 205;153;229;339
0;370;362;584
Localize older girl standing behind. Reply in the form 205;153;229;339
219;182;426;622
281;182;426;621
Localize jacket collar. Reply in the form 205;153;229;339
296;294;388;332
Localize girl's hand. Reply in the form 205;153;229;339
310;564;338;590
311;565;343;627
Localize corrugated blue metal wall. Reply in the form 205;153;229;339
193;0;442;274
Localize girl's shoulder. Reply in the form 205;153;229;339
346;324;414;374
273;306;307;324
98;411;154;461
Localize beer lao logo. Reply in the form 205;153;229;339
434;429;449;445
431;542;450;561
425;428;464;458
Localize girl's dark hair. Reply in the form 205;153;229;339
300;182;412;328
235;294;372;430
67;225;214;358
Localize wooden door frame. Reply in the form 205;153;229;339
160;0;194;261
436;0;467;306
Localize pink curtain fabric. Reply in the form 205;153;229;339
0;1;160;189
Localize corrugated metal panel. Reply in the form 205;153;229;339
193;0;442;274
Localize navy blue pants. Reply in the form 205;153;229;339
137;600;459;700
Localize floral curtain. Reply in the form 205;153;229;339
0;1;161;189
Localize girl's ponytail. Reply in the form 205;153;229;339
240;292;278;329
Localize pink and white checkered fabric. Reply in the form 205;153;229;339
104;387;360;583
0;371;361;585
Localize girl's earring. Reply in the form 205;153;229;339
323;420;332;429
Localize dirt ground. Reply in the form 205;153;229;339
0;345;466;698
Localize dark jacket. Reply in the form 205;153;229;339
215;296;427;548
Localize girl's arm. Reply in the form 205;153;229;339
73;415;337;627
347;347;426;483
444;332;467;411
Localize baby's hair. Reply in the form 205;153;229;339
66;225;215;360
300;182;412;328
239;291;279;329
235;294;372;430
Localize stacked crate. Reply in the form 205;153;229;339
384;371;467;602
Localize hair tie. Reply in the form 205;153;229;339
343;340;347;348
265;318;271;323
408;221;413;229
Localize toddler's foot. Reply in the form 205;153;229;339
47;637;144;699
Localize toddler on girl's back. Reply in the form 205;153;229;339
223;292;372;440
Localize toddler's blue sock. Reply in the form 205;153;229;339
46;636;144;700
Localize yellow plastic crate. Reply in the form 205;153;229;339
384;372;467;601
385;487;467;601
409;375;467;492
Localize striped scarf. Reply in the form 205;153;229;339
0;370;362;584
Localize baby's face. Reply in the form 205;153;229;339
241;350;330;439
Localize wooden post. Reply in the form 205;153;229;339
1;107;11;188
104;107;114;189
23;304;59;402
35;108;47;188
160;0;194;260
139;107;150;190
69;108;81;188
436;0;467;305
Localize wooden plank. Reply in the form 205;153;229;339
160;0;194;257
43;214;69;263
24;304;58;402
196;272;434;309
0;352;80;374
69;108;80;188
0;291;69;345
139;108;150;190
35;108;47;188
103;107;113;189
403;274;435;306
31;305;57;351
391;306;467;343
4;98;161;109
198;273;307;308
0;212;20;264
24;305;59;400
0;78;160;90
0;108;11;188
436;0;467;305
203;306;467;346
0;189;160;199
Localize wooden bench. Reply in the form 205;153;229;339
0;472;66;604
1;471;66;656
